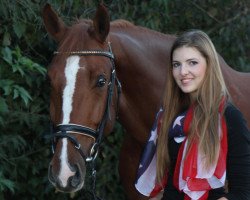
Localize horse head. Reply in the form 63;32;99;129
42;3;120;192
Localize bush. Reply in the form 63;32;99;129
0;0;249;199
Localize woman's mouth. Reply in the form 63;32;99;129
181;78;192;84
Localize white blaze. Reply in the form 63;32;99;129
58;56;80;187
62;56;81;124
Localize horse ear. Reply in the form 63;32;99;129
42;3;67;42
93;4;110;43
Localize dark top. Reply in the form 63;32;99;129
162;103;250;200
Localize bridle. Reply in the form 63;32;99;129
48;42;121;199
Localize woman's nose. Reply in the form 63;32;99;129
180;65;189;75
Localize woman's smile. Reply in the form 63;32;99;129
181;78;193;84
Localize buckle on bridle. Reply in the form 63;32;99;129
86;143;99;162
75;143;81;150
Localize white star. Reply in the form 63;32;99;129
172;115;184;128
174;136;186;143
148;129;158;144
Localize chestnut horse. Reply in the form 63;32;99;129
42;3;250;200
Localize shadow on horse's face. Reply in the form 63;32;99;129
43;3;118;193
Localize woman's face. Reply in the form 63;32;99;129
172;46;207;100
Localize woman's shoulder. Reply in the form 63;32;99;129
224;102;247;123
224;102;250;142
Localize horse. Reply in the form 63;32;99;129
42;3;250;200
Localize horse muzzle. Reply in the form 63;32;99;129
48;161;86;192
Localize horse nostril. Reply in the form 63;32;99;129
48;164;55;184
71;165;81;187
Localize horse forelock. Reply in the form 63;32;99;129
57;20;95;54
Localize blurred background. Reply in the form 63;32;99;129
0;0;249;199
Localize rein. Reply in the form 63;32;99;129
48;42;121;200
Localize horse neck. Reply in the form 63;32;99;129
110;27;174;143
219;57;250;127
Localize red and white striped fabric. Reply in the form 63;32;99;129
173;105;228;200
135;103;228;200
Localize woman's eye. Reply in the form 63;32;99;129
96;75;107;87
190;61;198;66
172;62;180;68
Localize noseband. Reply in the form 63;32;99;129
49;42;121;162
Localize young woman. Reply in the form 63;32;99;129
135;30;250;200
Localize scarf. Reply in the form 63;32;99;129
135;104;227;200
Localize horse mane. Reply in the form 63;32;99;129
56;18;168;55
111;19;134;28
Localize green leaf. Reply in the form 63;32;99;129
2;32;11;46
1;47;12;65
13;88;19;99
13;85;32;105
0;172;15;193
0;79;14;95
12;63;25;76
0;97;9;113
13;21;26;39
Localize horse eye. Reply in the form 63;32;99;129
96;75;107;87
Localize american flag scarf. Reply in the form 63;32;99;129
135;105;227;200
135;108;165;197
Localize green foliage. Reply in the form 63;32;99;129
0;45;48;198
95;123;125;200
0;0;249;199
163;0;250;71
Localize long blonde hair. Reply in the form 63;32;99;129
156;30;229;182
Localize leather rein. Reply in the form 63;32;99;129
48;42;121;199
